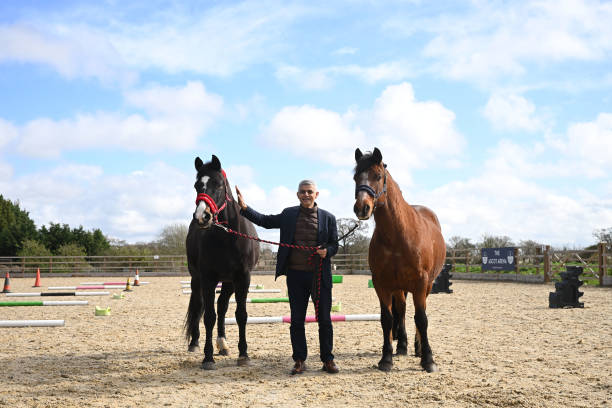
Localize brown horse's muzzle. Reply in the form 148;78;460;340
354;193;373;220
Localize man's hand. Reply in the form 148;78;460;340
235;186;247;210
316;247;327;258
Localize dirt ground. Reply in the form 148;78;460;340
0;275;610;407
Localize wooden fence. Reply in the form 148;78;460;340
0;243;609;285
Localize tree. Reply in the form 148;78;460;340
17;239;52;257
479;234;515;248
593;227;612;251
447;236;475;250
336;218;369;254
0;195;38;256
157;223;189;253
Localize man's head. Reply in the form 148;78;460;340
297;180;319;208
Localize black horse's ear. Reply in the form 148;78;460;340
211;155;221;171
195;157;204;171
373;147;382;164
355;148;363;162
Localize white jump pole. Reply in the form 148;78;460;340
224;314;380;325
180;281;259;287
6;291;109;297
0;320;65;327
0;300;88;306
80;282;150;285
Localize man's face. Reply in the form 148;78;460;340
297;184;319;208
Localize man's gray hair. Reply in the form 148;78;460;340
298;179;317;190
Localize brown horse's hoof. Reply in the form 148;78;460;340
422;362;439;373
237;356;250;366
201;361;216;370
218;349;229;356
188;344;200;352
377;360;393;372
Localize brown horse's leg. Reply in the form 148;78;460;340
376;290;394;372
392;290;408;355
412;290;438;373
414;328;422;357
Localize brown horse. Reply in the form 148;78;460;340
353;147;446;372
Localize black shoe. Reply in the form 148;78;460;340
322;360;339;374
291;360;306;375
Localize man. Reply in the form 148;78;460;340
235;180;339;375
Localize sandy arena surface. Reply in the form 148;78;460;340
0;275;610;407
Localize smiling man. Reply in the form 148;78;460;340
235;180;339;375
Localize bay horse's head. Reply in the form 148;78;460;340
353;147;387;220
193;155;230;229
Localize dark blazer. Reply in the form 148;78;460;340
240;205;339;288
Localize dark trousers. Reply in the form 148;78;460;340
286;269;334;362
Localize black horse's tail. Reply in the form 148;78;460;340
184;288;203;342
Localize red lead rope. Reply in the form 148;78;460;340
213;222;323;321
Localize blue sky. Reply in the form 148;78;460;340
1;0;611;247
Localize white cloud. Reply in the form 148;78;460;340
10;81;223;158
1;161;194;243
416;0;612;83
483;92;545;132
276;60;415;90
560;112;612;178
0;23;137;85
262;82;464;186
333;47;358;55
0;3;310;82
262;105;366;165
0;118;18;148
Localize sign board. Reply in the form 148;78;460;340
481;247;516;271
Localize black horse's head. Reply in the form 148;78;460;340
193;155;229;229
353;147;387;220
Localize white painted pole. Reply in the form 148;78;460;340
43;301;88;306
224;314;380;325
80;282;150;285
0;320;65;327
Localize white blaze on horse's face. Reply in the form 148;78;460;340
354;171;375;220
195;176;212;226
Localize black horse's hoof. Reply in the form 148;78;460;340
377;360;393;372
395;347;408;356
187;344;200;352
422;361;439;373
218;349;229;356
237;356;250;366
201;361;216;370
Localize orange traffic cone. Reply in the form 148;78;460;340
133;269;140;286
123;277;133;292
33;268;41;287
2;272;11;293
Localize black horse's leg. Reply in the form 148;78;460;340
234;275;250;366
216;282;234;356
391;295;399;340
186;279;203;352
377;291;394;372
392;291;408;355
201;282;217;370
413;289;438;372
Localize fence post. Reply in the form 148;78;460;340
451;249;456;273
514;247;519;275
21;257;25;278
49;256;53;274
543;245;551;283
465;250;470;274
599;243;605;287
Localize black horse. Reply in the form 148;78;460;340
185;155;259;369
